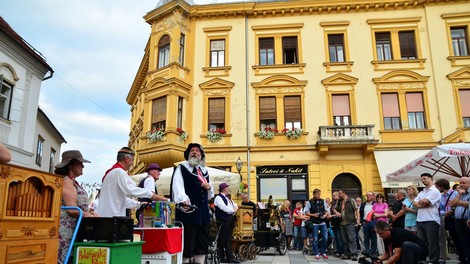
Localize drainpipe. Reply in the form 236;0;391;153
244;14;252;196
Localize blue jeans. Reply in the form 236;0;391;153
363;222;378;256
416;221;440;264
313;223;328;255
293;225;303;249
333;228;344;254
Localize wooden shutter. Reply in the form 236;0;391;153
259;38;274;49
209;98;225;125
282;36;298;49
152;96;167;123
284;96;301;122
399;31;417;58
259;97;276;120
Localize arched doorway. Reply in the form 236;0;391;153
331;173;362;199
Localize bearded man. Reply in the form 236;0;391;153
171;143;214;264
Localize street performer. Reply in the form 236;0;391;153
171;143;214;264
97;147;162;217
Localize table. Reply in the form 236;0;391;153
134;227;183;264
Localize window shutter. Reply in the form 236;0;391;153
284;96;301;122
459;90;470;117
211;40;225;51
259;97;276;120
332;94;350;116
328;34;344;45
260;38;274;49
209;98;225;124
405;93;424;112
282;36;298;49
382;93;400;117
399;31;417;58
152;96;167;123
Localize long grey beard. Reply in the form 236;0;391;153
188;156;200;166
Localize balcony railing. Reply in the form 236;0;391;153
318;124;376;142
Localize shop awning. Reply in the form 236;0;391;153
374;149;429;188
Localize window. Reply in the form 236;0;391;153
282;36;298;64
451;27;469;56
210;40;225;67
399;31;417;59
35;136;44;166
406;93;425;129
284;96;301;129
49;148;56;173
158;35;170;68
459;90;470;127
259;38;275;66
0;76;13;120
259;97;277;130
177;96;183;129
208;98;225;130
375;32;392;61
152;96;167;130
332;94;351;126
381;93;401;129
179;34;185;65
328;34;345;62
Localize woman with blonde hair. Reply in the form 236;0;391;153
280;200;294;250
402;185;419;234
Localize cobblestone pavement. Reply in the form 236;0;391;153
234;248;460;264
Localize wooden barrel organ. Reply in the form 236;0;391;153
232;205;256;261
0;164;63;264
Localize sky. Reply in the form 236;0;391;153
0;0;238;185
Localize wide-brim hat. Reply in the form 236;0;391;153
55;150;90;169
184;143;205;160
146;163;162;172
219;182;230;191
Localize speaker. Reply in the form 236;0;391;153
76;216;134;243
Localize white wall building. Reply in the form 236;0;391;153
0;17;65;171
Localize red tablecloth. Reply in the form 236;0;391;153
134;228;183;254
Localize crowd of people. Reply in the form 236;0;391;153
3;140;468;264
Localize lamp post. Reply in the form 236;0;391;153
235;157;243;182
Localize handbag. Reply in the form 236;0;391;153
366;210;375;222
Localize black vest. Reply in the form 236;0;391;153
309;198;326;224
215;194;231;221
174;165;211;226
137;175;154;203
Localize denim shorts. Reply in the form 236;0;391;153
301;226;308;238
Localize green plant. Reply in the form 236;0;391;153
207;128;226;142
282;128;303;140
177;128;188;141
146;129;165;142
257;127;278;139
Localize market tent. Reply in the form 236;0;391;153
131;165;240;196
386;143;470;182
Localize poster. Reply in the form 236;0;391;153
76;247;110;264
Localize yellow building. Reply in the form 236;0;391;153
127;0;470;203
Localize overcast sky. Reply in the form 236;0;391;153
1;0;240;184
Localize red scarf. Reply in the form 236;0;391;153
102;162;126;182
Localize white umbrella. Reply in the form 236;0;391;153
131;165;241;196
386;143;470;182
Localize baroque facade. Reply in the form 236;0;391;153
127;0;470;202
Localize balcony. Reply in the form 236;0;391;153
318;124;377;144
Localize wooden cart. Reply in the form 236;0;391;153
231;205;256;261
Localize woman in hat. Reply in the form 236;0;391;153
55;150;96;264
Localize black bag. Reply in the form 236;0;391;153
305;221;314;233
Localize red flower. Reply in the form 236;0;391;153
177;127;184;133
215;128;226;134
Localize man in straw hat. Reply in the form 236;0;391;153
96;147;162;217
214;182;240;263
171;143;214;264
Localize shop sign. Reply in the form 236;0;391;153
76;247;110;264
257;165;307;175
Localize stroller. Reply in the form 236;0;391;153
205;219;222;264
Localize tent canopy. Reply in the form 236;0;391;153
386;143;470;182
131;165;240;196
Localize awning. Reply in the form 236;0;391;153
374;149;429;188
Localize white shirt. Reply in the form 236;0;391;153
363;202;374;221
414;185;441;224
142;175;157;193
96;167;153;217
171;161;214;204
214;193;238;214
